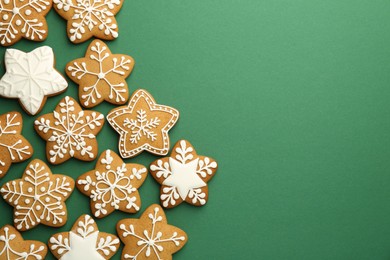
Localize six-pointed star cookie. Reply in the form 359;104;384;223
0;46;68;115
0;159;75;231
0;111;33;179
53;0;123;43
77;149;147;218
107;89;179;158
34;96;105;164
67;40;134;108
117;204;188;260
150;140;218;208
49;214;120;260
0;0;51;46
0;225;48;259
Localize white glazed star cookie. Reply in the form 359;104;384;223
0;46;68;115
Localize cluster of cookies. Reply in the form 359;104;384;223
0;1;218;259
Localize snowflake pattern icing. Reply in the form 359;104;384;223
0;159;74;231
67;40;134;108
0;0;51;46
117;204;187;260
34;96;104;164
53;0;122;43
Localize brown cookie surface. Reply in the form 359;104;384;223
49;214;120;259
150;140;218;208
117;204;188;260
0;159;75;231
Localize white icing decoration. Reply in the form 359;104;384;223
53;0;121;42
0;160;73;230
0;0;49;45
67;40;132;107
34;96;104;164
0;46;68;115
123;109;160;144
49;215;119;260
0;226;46;260
119;206;186;259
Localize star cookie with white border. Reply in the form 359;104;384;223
66;40;134;108
77;149;147;218
0;159;75;231
150;140;218;208
0;46;68;115
34;96;104;164
117;204;187;260
49;214;120;260
107;89;179;158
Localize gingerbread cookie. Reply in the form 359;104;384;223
77;149;147;218
66;40;134;108
0;159;75;231
107;89;179;158
53;0;123;43
34;96;105;164
117;204;187;260
49;214;120;260
0;112;33;179
0;46;68;115
0;225;47;259
0;0;51;46
150;140;218;208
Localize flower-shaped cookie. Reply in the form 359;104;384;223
117;204;187;260
34;96;104;164
0;225;47;259
0;0;51;46
77;149;147;218
49;214;120;260
0;112;33;179
107;89;179;158
53;0;123;43
0;159;75;231
150;140;218;208
67;40;134;108
0;46;68;115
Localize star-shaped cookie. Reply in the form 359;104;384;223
0;111;33;179
0;46;68;115
77;149;147;218
0;225;47;259
49;214;120;260
53;0;123;43
66;40;134;108
34;96;105;164
150;140;218;208
107;89;179;158
0;159;75;231
117;204;188;260
0;0;51;46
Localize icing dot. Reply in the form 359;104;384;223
40;187;46;192
25;9;31;15
27;187;33;193
15;19;21;26
36;205;41;210
2;14;8;20
45;197;50;202
25;199;30;204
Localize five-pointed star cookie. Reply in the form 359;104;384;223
150;140;218;208
34;96;105;164
0;159;75;231
0;111;33;179
0;46;68;115
49;214;120;260
107;89;179;158
0;225;48;259
0;0;51;46
117;204;188;260
77;149;147;218
66;40;134;108
53;0;123;43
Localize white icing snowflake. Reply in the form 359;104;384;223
0;46;68;115
124;109;160;144
0;0;50;46
34;96;104;164
53;0;122;43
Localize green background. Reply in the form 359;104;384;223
1;0;390;259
